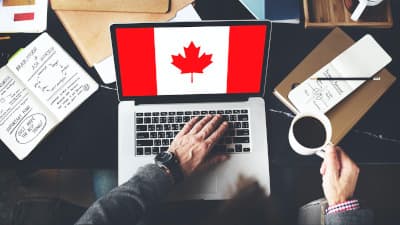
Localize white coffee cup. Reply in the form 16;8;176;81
351;0;385;21
288;112;332;158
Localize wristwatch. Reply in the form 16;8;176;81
154;151;184;184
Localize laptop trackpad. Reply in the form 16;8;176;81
174;172;218;195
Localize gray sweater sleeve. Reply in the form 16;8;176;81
75;164;174;225
325;209;374;225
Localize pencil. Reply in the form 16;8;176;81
0;36;11;40
310;77;381;81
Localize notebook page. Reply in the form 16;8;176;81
7;33;98;121
288;34;392;113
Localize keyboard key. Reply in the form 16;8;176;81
172;124;179;130
236;129;250;136
137;140;153;146
144;112;151;116
241;109;248;113
174;131;179;136
222;115;230;121
150;132;157;138
136;118;143;124
183;116;190;122
136;147;144;155
164;124;171;130
230;115;237;121
162;139;169;145
228;123;234;129
152;147;160;154
148;125;155;131
234;122;241;128
160;117;167;123
201;111;208;115
144;118;151;123
179;124;184;129
175;117;182;123
233;137;250;143
177;111;184;115
235;144;243;152
209;110;216;114
156;125;163;131
185;111;192;115
233;110;240;114
225;110;232;114
243;148;251;152
166;132;174;138
161;112;168;116
144;147;152;155
193;111;200;115
152;117;159;123
226;129;235;136
217;110;224;114
136;113;143;116
136;132;149;139
227;148;235;153
158;132;166;138
242;122;249;128
168;112;176;115
136;125;147;131
168;117;175;123
152;112;159;116
238;115;249;121
161;147;169;152
154;139;161;146
225;137;233;144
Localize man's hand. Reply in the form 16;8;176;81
168;114;229;177
320;145;360;206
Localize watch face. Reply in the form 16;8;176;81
155;151;173;163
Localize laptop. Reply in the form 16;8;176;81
111;21;271;200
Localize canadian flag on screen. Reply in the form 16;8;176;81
116;25;266;96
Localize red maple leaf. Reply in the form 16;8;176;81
171;41;213;83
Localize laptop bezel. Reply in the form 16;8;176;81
110;20;272;103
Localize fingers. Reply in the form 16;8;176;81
189;115;213;134
320;161;326;175
324;145;341;179
197;115;224;139
206;121;228;145
336;146;360;177
175;116;200;138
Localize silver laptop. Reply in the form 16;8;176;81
111;21;271;200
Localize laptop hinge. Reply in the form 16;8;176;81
134;96;249;105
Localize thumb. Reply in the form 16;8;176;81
324;145;341;178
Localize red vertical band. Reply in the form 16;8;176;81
227;25;267;94
116;28;157;97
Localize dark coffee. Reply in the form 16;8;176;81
293;116;326;148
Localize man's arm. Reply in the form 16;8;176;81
321;146;374;225
75;164;173;225
75;115;228;225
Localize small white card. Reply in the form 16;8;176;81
288;34;392;114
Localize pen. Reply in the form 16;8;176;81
310;77;381;81
0;36;11;41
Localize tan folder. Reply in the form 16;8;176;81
273;28;396;144
52;0;194;67
51;0;170;13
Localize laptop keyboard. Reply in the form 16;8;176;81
135;109;250;156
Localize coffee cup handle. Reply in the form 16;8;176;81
316;149;325;158
351;0;367;21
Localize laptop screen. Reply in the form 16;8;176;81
111;21;270;100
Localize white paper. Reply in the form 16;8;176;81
94;4;202;84
8;33;99;120
0;66;58;160
0;0;48;33
288;34;392;114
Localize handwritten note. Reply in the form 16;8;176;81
8;33;98;120
288;35;392;114
0;33;98;160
